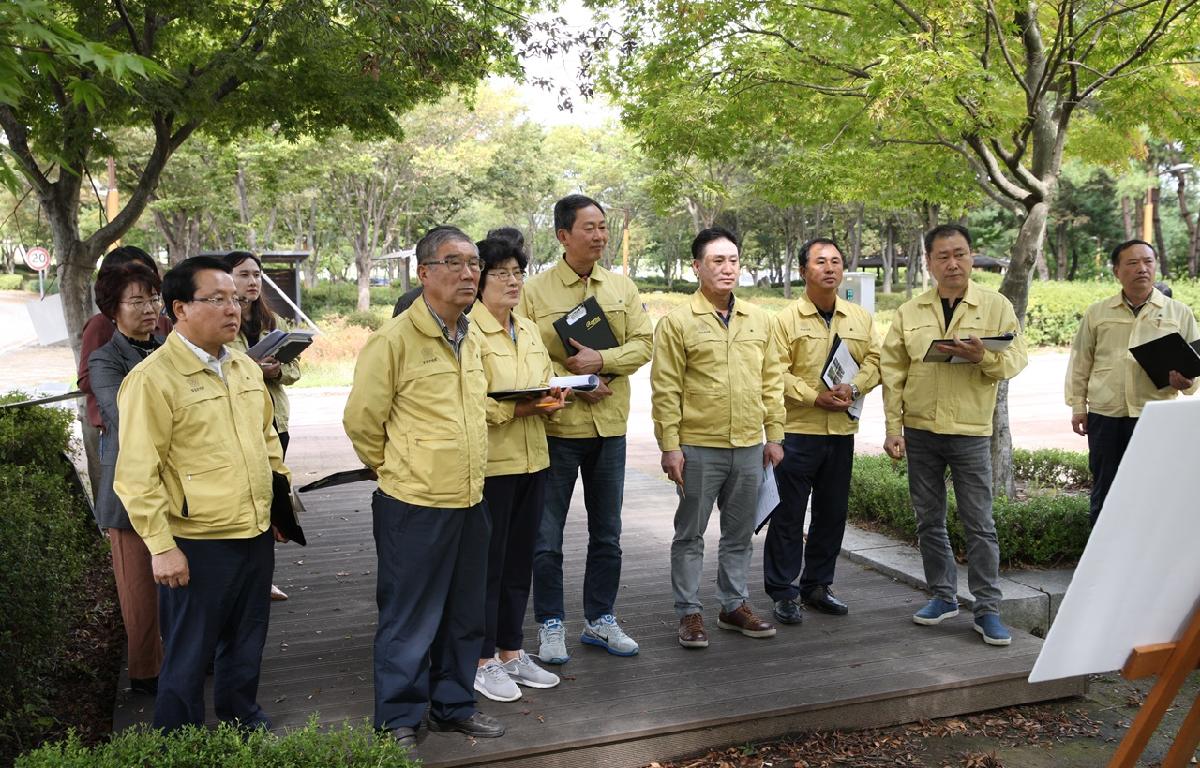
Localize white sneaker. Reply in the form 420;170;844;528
580;614;639;656
501;650;561;689
538;618;570;664
474;659;521;702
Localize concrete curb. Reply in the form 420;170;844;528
841;524;1074;636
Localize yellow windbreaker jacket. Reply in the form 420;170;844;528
881;282;1028;437
1065;289;1199;418
114;332;289;555
476;303;554;476
343;303;489;508
771;294;881;436
517;258;653;438
651;292;785;451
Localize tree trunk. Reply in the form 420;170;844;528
782;240;794;300
849;203;863;270
992;200;1049;498
1121;196;1134;239
1033;239;1050;281
1151;185;1169;278
881;220;894;294
1174;172;1199;278
1054;220;1068;280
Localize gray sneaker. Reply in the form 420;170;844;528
473;659;521;702
580;614;640;656
537;618;570;664
501;650;561;689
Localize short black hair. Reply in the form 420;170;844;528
798;238;842;272
1109;238;1157;267
923;224;973;254
554;194;605;233
415;226;475;265
94;263;161;321
691;227;740;261
99;245;158;276
476;237;529;296
486;227;526;254
162;255;231;322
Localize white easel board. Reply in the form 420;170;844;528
1029;398;1200;683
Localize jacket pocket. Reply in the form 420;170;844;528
178;455;235;520
405;433;465;499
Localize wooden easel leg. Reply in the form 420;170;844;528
1160;687;1200;768
1110;605;1200;768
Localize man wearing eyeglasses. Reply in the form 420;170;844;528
114;255;291;732
344;226;501;754
517;194;654;664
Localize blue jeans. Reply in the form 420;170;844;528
533;436;626;623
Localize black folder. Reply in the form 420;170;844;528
552;296;619;357
271;471;307;545
297;466;377;493
1129;332;1200;389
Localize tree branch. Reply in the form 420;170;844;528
984;1;1030;99
890;0;931;32
111;0;144;55
0;107;51;196
1075;0;1199;103
964;133;1034;203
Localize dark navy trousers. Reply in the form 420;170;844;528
763;433;854;602
154;530;274;731
372;491;490;731
1086;412;1139;527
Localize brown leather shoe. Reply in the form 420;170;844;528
717;603;777;638
678;613;709;648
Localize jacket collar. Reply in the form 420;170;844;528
410;297;471;339
553;256;607;287
916;280;982;307
470;301;509;334
794;291;849;317
110;331;163;367
1107;288;1165;310
163;331;215;377
689;290;746;317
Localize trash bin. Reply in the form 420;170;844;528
839;271;875;314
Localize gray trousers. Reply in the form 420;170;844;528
904;427;1002;616
671;444;761;618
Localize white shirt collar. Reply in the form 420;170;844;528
175;331;227;381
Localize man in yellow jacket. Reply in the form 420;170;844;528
881;225;1028;647
517;194;653;663
114;256;290;731
765;238;880;625
652;227;785;649
343;226;501;752
1066;239;1198;527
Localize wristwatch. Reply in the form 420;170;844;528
850;384;861;400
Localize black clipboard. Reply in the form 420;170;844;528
1129;332;1200;389
271;471;307;545
552;296;619;357
922;332;1015;363
247;330;314;364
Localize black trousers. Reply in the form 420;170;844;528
154;530;274;731
372;491;490;731
764;433;854;602
481;470;546;658
1087;413;1138;527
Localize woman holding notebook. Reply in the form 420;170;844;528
225;250;302;601
472;235;569;702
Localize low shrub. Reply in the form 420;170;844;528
0;396;109;764
0;274;22;289
849;448;1091;567
345;310;383;331
16;720;418;768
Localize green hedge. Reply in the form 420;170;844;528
304;282;403;317
849;449;1091;567
0;395;108;764
0;274;22;289
17;720;418;768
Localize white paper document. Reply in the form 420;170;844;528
548;374;600;392
821;335;864;420
754;466;780;533
1029;398;1200;683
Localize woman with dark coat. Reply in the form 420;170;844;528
87;262;166;695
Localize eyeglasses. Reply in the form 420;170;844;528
424;258;482;273
189;295;247;309
489;269;525;282
120;296;163;311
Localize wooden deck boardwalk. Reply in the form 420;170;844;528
115;459;1083;768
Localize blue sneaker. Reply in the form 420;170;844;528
912;598;959;626
974;614;1012;646
580;614;639;656
537;619;570;664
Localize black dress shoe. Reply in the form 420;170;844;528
129;677;158;696
428;711;505;738
384;726;419;757
772;598;804;625
802;585;849;616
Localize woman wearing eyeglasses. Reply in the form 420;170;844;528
471;235;570;703
87;262;168;696
224;251;302;601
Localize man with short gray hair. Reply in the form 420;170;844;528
344;225;501;753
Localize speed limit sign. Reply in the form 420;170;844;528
24;247;50;272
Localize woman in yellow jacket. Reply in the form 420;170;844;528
225;251;301;601
472;234;569;703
